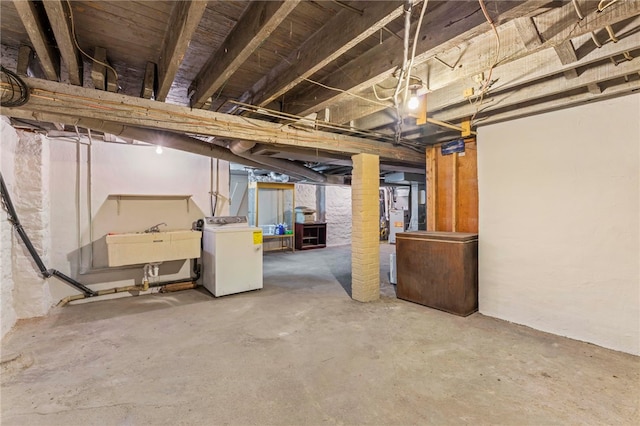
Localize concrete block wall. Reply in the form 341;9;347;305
351;154;379;302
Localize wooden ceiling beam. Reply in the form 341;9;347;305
472;79;640;127
12;0;59;81
189;0;301;109
41;0;82;85
0;78;423;165
328;0;640;126
155;0;207;102
432;53;640;124
282;0;548;118
513;16;542;51
353;29;640;131
242;0;406;108
425;29;640;115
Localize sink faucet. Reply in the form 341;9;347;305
144;222;167;233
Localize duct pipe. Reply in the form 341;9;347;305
5;110;266;168
7;110;328;182
229;140;256;155
223;140;327;183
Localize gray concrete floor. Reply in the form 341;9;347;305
1;244;639;425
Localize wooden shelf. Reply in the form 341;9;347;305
107;194;192;214
295;222;326;250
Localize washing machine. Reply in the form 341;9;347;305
202;216;263;297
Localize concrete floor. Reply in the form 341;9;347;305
1;244;638;425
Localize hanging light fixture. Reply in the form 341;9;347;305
407;89;419;110
155;145;163;154
407;83;422;111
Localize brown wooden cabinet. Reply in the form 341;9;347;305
295;222;326;250
396;231;478;316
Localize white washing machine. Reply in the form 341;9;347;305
202;216;263;297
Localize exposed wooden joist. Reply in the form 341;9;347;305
554;40;579;65
91;46;107;91
0;78;423;165
427;29;640;113
189;0;301;109
16;45;33;77
282;0;548;118
242;0;406;108
587;83;602;94
474;79;640;126
513;16;542;50
12;0;59;81
352;25;640;130
331;1;640;125
554;40;580;79
155;0;207;102
141;62;156;99
42;0;82;86
432;53;640;123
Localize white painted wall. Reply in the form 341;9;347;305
295;183;352;246
1;118;18;339
1;122;231;336
477;94;640;355
326;185;352;246
48;138;228;302
295;183;316;210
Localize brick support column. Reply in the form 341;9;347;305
351;153;379;302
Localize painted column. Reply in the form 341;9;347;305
351;153;380;302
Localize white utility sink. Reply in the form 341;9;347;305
106;230;202;267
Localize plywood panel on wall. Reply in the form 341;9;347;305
456;142;478;233
426;139;478;233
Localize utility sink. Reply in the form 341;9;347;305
106;230;202;267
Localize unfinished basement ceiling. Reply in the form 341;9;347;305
1;0;639;180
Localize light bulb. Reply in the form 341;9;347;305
407;95;420;110
155;145;163;154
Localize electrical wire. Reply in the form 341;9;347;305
571;0;584;20
469;0;501;124
301;77;389;108
390;1;414;144
402;0;429;109
65;0;119;89
597;0;619;13
0;66;29;107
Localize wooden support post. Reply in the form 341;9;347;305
426;146;437;231
452;153;458;232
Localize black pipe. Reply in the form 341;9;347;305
49;269;97;296
0;172;97;297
